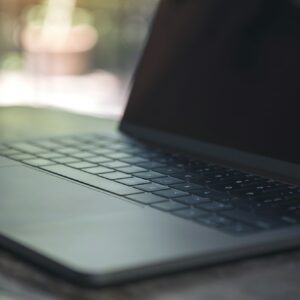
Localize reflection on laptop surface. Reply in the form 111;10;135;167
0;0;299;287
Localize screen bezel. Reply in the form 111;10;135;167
120;121;300;183
119;1;300;184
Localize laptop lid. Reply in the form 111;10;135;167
120;0;300;181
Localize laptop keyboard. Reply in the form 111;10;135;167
1;134;300;235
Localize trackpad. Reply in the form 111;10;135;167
0;165;139;230
0;165;215;276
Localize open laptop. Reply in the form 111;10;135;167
1;0;300;287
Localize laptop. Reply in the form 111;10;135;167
1;0;300;287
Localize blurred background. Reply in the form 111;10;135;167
0;0;158;118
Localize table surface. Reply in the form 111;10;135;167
0;106;299;300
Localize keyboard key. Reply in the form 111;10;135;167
137;161;165;169
57;147;79;154
53;157;80;164
232;182;288;198
197;201;233;211
117;166;147;174
70;152;94;159
152;176;184;185
192;165;225;174
101;171;131;180
102;161;130;168
105;152;131;159
33;140;61;149
10;153;36;161
174;208;210;219
253;198;300;215
10;143;46;154
1;149;22;156
135;171;165;180
154;189;189;198
278;187;300;199
38;152;64;159
127;193;166;204
67;162;98;169
209;177;265;192
77;144;99;151
107;144;131;151
41;165;141;196
117;177;149;186
23;158;55;167
172;172;201;181
175;195;210;205
92;139;112;147
155;167;184;175
284;203;300;215
85;156;111;163
171;182;205;191
209;193;236;203
193;189;224;199
83;166;113;174
136;183;168;192
168;162;188;169
120;157;148;164
250;195;291;209
139;150;162;159
123;147;146;155
91;148;111;155
151;201;186;211
203;170;246;181
154;155;177;164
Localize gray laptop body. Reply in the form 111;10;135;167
0;0;299;287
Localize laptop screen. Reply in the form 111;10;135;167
122;0;300;165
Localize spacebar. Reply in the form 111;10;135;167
41;165;141;196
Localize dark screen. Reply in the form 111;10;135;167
122;0;300;164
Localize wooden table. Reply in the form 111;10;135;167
0;106;300;300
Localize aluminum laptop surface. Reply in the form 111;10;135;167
0;0;300;286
